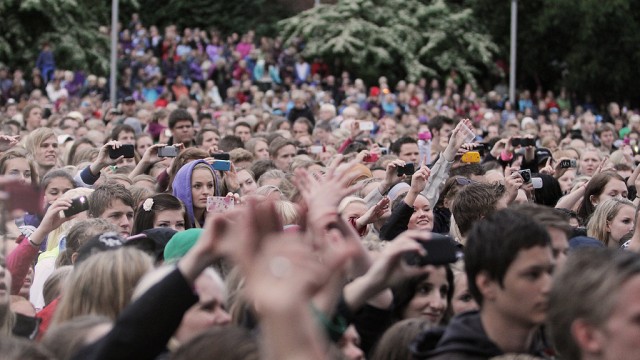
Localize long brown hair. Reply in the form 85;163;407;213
577;171;626;222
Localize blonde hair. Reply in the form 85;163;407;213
274;200;299;225
609;150;630;167
43;266;73;307
587;198;636;247
23;127;56;159
338;196;366;214
52;248;153;325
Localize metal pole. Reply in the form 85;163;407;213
109;0;119;106
509;0;517;104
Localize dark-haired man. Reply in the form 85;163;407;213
168;109;195;147
427;209;554;359
390;136;419;165
428;115;454;150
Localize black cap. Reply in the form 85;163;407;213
535;148;553;164
121;96;136;104
75;232;124;266
125;228;177;261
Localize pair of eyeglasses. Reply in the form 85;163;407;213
455;177;474;186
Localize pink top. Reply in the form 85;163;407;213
7;235;39;295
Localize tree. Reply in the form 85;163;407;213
132;0;291;37
0;0;133;75
279;0;498;84
467;0;640;106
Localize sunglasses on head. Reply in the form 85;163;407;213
455;177;473;186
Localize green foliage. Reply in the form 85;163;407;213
133;0;292;37
0;0;136;75
467;0;640;104
279;0;498;84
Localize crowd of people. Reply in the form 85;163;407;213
2;14;640;360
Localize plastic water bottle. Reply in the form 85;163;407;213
418;131;432;166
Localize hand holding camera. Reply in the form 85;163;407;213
511;137;536;148
90;141;128;175
108;143;135;159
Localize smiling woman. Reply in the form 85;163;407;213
392;265;454;326
24;127;59;181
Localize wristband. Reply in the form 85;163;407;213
27;236;40;249
500;150;514;162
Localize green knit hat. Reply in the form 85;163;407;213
163;229;203;263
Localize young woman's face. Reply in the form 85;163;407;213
340;202;367;223
237;169;257;196
116;157;136;168
594;179;628;205
557;169;576;194
44;177;74;204
35;136;59;167
451;273;478;316
607;205;636;246
408;195;433;231
27;107;42;128
136;136;153;157
403;266;449;324
153;209;186;231
253;140;270;160
191;168;215;210
4;158;32;184
579;151;600;176
200;131;220;150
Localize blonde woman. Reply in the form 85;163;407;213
587;197;636;248
52;247;153;325
274;200;299;226
30;187;94;311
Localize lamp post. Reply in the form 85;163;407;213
509;0;517;104
109;0;119;106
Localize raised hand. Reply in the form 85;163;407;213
0;135;20;152
504;167;524;203
444;118;474;161
28;197;78;247
223;162;240;193
178;198;282;284
349;121;365;141
294;163;361;232
343;230;434;310
90;141;124;175
410;166;431;195
244;231;357;314
539;157;555;176
381;159;407;193
141;143;168;165
357;196;390;228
